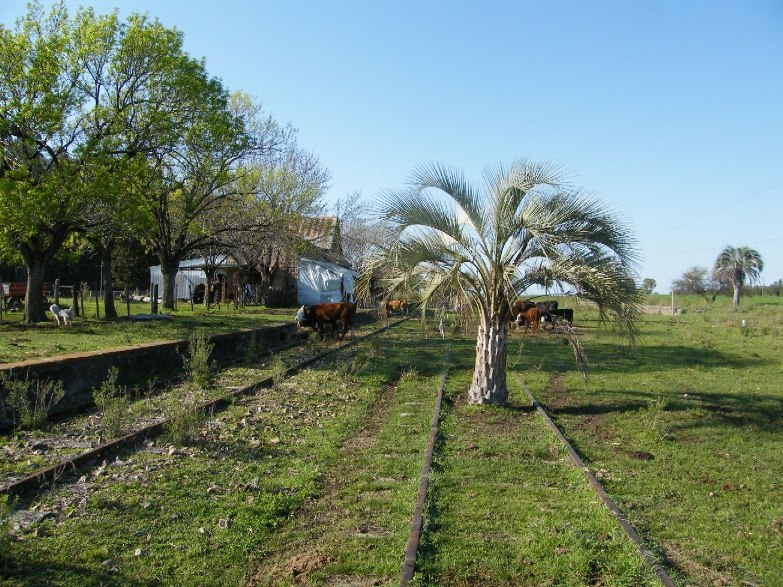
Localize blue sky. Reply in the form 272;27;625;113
3;1;782;292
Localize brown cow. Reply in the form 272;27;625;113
296;302;357;340
381;298;408;317
515;306;540;333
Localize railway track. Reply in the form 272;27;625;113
5;324;677;585
398;363;677;586
0;318;406;497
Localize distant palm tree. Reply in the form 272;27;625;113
713;245;763;307
372;160;641;405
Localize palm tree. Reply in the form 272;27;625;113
713;245;763;307
372;160;641;405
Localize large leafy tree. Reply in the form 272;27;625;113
713;245;763;307
0;2;222;320
0;2;100;322
148;91;290;310
374;161;641;405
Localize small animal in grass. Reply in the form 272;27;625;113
50;304;75;326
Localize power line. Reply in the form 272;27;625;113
646;235;783;258
656;179;783;237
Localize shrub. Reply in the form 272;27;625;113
166;388;206;446
93;367;130;438
0;373;65;430
184;331;215;389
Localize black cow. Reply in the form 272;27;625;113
549;308;574;325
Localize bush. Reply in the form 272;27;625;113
166;388;206;446
93;367;130;438
0;373;65;430
183;331;215;389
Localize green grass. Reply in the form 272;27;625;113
3;297;783;585
0;321;436;586
522;295;783;586
0;303;295;364
410;335;657;586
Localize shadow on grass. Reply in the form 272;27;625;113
544;386;783;436
1;549;158;586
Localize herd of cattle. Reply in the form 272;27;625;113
294;298;574;340
509;299;574;332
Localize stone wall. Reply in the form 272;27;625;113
0;323;303;420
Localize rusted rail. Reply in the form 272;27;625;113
518;378;678;587
400;353;447;585
0;318;407;497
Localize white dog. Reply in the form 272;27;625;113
50;304;75;326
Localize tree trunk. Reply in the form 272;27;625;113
159;258;180;310
101;246;118;319
204;268;217;309
23;256;49;324
732;282;741;307
468;313;508;405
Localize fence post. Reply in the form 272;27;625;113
95;290;100;319
54;278;60;306
152;285;159;315
189;285;194;312
125;287;130;316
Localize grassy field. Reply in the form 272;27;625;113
0;303;298;364
2;295;782;585
515;295;783;586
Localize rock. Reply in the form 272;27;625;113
134;548;143;557
10;510;54;532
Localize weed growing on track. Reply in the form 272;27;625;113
268;354;287;390
92;367;131;438
166;387;208;446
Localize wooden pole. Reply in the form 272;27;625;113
95;290;100;319
125;287;130;316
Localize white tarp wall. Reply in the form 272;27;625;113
297;258;356;306
149;265;208;300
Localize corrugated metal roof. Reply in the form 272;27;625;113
296;216;338;251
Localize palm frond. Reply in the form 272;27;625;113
410;162;487;238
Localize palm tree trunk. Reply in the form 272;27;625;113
468;313;508;405
732;282;741;306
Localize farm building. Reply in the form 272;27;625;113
148;216;356;306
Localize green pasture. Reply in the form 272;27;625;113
0;302;297;364
512;294;783;586
1;295;782;585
